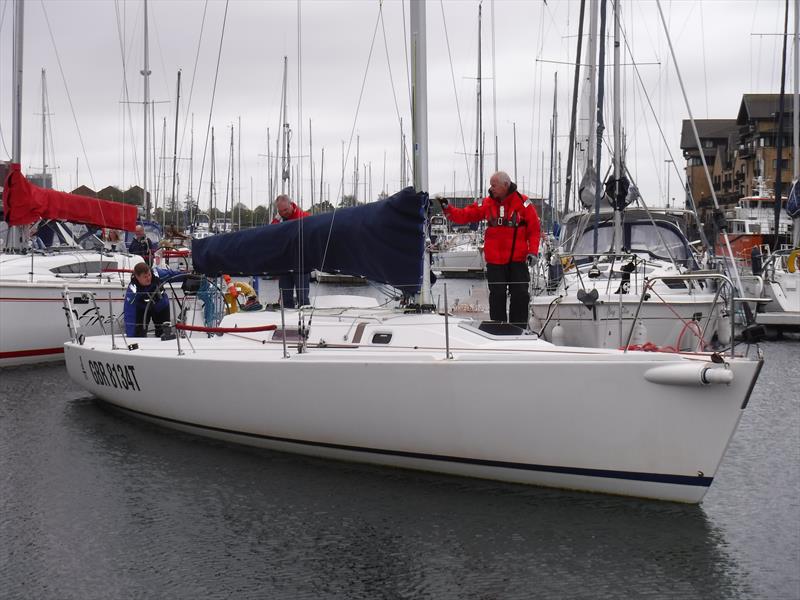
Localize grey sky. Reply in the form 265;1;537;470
0;0;790;215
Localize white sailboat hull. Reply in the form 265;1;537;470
1;279;128;367
63;310;760;503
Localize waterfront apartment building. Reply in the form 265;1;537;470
681;94;793;221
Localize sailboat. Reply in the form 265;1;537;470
753;6;800;333
530;0;724;352
0;1;142;366
63;1;763;504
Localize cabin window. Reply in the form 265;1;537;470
572;225;615;256
50;261;118;274
629;223;689;261
371;332;392;344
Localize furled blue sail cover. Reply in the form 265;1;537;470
192;187;427;293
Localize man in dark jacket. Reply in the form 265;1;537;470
124;262;185;337
440;171;541;327
128;225;156;264
271;194;311;308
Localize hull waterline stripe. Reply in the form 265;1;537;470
105;402;713;488
0;347;64;359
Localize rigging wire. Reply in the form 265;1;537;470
0;1;9;157
315;4;382;283
379;2;413;179
438;0;473;189
113;0;141;189
528;0;548;195
39;0;96;188
148;3;172;104
193;0;230;217
401;0;412;120
177;0;209;162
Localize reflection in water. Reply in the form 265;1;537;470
0;370;742;600
3;340;798;599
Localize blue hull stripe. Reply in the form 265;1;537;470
106;401;713;488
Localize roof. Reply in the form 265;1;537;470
70;185;97;198
737;94;795;124
680;119;738;150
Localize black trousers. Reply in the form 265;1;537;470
278;272;311;308
135;301;170;337
485;261;530;327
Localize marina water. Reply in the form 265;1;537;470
1;282;798;599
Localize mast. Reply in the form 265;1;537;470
354;135;360;202
210;126;216;230
142;0;151;220
474;2;483;200
513;121;517;182
6;0;24;251
795;0;799;181
548;73;557;232
490;0;498;172
228;125;234;228
794;0;800;247
400;118;406;188
160;117;167;226
189;114;194;226
171;70;181;226
410;0;430;303
774;0;790;250
238;116;241;228
41;68;47;184
12;0;23;164
319;147;324;205
266;127;272;212
592;0;608;254
281;56;290;195
613;0;623;254
309;118;314;207
563;0;586;215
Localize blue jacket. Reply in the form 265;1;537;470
128;236;156;261
124;267;186;336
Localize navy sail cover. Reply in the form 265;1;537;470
192;187;427;294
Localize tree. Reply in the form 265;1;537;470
339;194;359;208
253;205;269;226
310;201;335;215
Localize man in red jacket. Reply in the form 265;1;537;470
271;194;310;307
440;171;541;328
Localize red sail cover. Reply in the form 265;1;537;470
2;164;137;231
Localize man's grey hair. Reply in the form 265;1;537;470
492;171;511;186
275;194;291;205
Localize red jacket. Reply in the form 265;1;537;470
271;202;309;224
444;191;541;265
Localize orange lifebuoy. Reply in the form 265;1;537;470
223;274;239;298
788;249;799;273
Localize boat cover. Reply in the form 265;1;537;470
192;187;427;293
2;164;138;231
